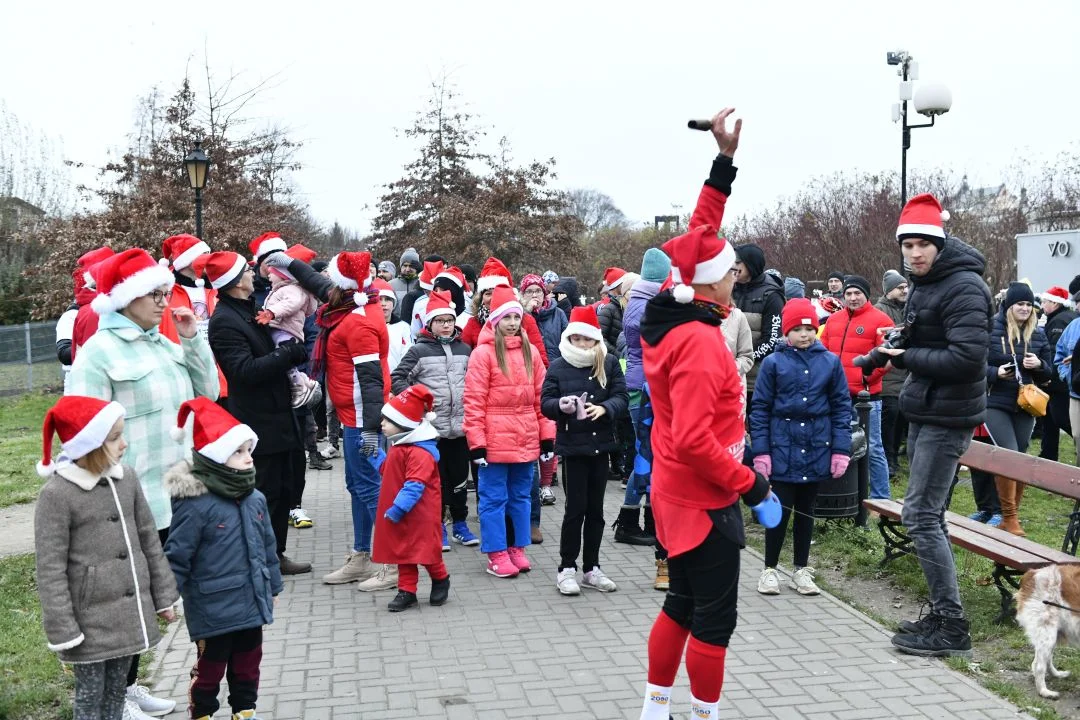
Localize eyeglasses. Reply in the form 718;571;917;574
149;290;173;305
431;317;456;326
522;288;545;297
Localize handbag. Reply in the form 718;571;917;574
1007;336;1049;417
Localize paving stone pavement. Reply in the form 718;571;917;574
149;459;1034;719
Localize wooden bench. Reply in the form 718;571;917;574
863;441;1080;622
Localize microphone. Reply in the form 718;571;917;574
687;119;713;131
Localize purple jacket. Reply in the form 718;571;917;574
623;279;662;391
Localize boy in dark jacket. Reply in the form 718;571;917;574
164;397;283;720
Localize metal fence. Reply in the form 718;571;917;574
0;321;63;397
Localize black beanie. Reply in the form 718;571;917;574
1001;282;1035;313
842;274;872;299
1069;275;1080;297
828;271;845;282
735;244;766;279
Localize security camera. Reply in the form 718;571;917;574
886;51;908;66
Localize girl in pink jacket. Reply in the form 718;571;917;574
256;244;320;408
464;286;555;578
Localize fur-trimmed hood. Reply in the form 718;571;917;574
164;460;209;499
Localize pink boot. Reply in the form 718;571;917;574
507;546;531;573
486;551;519;578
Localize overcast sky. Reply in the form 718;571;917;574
4;1;1079;238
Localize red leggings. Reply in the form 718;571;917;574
398;562;449;592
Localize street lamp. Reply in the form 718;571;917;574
887;51;952;207
183;141;210;240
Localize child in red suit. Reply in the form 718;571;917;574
372;384;451;612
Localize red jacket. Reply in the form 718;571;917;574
372;432;443;566
463;324;555;463
461;312;550;367
159;284;228;397
71;304;100;363
325;301;391;429
821;303;893;396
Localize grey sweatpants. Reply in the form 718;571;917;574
900;422;973;620
73;655;133;720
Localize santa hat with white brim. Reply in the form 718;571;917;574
563;305;603;343
327;251;373;292
38;396;126;477
249;232;288;264
90;248;176;315
160;234;211;272
662;225;737;303
423;290;457;326
487;286;523;326
477;257;513;293
171;397;258;464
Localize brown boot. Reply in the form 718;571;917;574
994;475;1025;536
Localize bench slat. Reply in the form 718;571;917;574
961;442;1080;500
948;512;1080;564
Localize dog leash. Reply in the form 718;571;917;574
1042;599;1080;614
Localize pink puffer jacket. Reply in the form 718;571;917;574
464;324;555;463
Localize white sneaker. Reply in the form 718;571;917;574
789;567;821;595
357;564;398;592
557;567;581;595
319;443;339;459
125;685;175;717
539;486;556;506
122;697;161;720
758;567;781;595
288;507;313;528
582;566;617;592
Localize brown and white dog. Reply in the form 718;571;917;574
1015;564;1080;698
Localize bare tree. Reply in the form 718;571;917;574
565;188;628;232
0;101;74;216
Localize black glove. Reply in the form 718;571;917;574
741;471;771;507
540;439;555;455
284;341;308;365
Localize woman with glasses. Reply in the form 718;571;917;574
67;247;219;719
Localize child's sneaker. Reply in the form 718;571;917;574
486;551;519;578
506;546;531;572
318;442;339;459
758;567;781;595
789;567;820;595
582;566;617;592
557;567;581;595
539;486;556;505
357;564;398;592
291;376;320;409
442;524;451;552
387;590;418;612
451;521;480;546
122;700;156;720
125;684;175;716
232;711;262;720
288;507;313;529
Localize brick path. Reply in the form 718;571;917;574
150;460;1033;719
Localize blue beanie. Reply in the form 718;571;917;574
640;248;671;283
784;276;806;299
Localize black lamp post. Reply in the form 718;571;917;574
887;51;952;207
183;141;210;239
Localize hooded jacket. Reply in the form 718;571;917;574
1043;305;1078;393
890;235;993;428
985;310;1053;414
597;296;624;356
553;277;582;317
391;329;470;439
623;279;662;391
163;461;282;642
732;247;785;393
532;299;568;361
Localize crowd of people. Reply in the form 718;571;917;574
36;107;1080;719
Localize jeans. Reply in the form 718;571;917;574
867;399;890;499
560;454;609;571
479;462;534;553
880;395;902;470
343;426;382;552
73;655;132;720
531;465;542;527
623;401;646;506
984;408;1035;454
901;422;973;619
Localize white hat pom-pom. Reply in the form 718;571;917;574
169;426;186;442
195;278;205;288
940;209;951;222
159;257;171;267
36;461;54;478
425;411;437;422
673;283;695;303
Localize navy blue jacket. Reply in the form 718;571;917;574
749;341;853;483
985;311;1053;414
163;461;283;641
532;301;568;361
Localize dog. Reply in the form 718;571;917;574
1015;564;1080;698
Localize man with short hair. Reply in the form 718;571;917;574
884;193;992;657
1038;286;1078;462
390;248;421;304
731;245;784;400
826;271;845;298
875;270;910;475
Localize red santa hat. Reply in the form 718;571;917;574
170;396;258;464
382;384;437;430
198;251;248;290
896;193;950;249
90;248;176;315
782;298;821;335
600;267;628;293
160;234;211;272
435;266;466;288
661;225;737;303
38;396;126;477
327;251;373;291
267;243;319;281
423;289;457;326
419;260;445;291
477;257;513;293
487;285;523;326
372;278;396;304
77;246;115;288
564;305;603;343
249;232;288;263
1039;285;1076;310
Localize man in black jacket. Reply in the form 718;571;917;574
1037;286;1078;462
879;194;992;657
732;244;784;400
206;251;312;575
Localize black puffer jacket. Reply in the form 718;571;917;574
540;353;628;456
553;278;582;317
891;235;993;428
597;298;624;355
985;311;1053;414
1044;306;1079;393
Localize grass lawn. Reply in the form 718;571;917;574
744;432;1080;720
0;393;60;508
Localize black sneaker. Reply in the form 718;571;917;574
388;590;418;612
429;576;451;606
891;616;972;658
897;611;943;635
308;450;332;471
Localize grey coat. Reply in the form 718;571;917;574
391;330;470;439
34;464;178;663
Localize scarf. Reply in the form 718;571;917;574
192;452;256;499
639;290;730;347
558;338;608;388
310;299;356;379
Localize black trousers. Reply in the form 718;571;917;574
662;527;740;646
190;627;263;718
764;481;819;568
1041;390;1072;462
559;454;609;571
437;436;470;522
881;395;904;470
255;450;305;555
313;384;328;440
613;410;635;476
